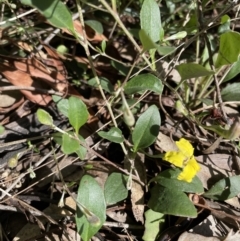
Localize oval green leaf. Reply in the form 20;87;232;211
75;135;87;160
62;133;79;154
156;45;176;56
124;74;163;95
0;125;5;135
21;0;74;32
148;184;197;217
150;169;204;194
221;83;240;101
139;29;157;51
37;109;53;126
164;31;187;41
98;127;124;143
142;209;165;241
203;175;240;201
218;15;230;34
52;95;69;118
76;175;106;241
54;132;87;159
132;105;160;151
88;77;114;93
176;63;214;80
223;57;240;82
215;31;240;68
104;172;128;205
140;0;161;43
85;20;103;34
68;96;89;133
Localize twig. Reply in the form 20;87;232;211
0;85;63;95
0;188;58;224
0;8;36;25
75;1;129;156
0;85;92;105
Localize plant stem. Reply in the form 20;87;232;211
99;0;152;69
76;0;128;155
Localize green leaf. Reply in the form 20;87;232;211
203;175;240;200
75;135;87;160
215;31;240;68
150;169;204;194
221;15;230;24
218;15;230;34
52;95;69;118
53;132;87;159
76;175;106;241
222;57;240;82
132;105;160;151
21;0;74;32
56;44;69;54
139;29;157;51
85;20;103;34
68;96;89;133
101;40;106;53
221;83;240;101
148;184;197;217
88;77;114;93
104;172;128;205
52;132;63;146
98;127;124;143
142;209;165;241
164;31;187;41
185;14;198;34
140;0;161;43
111;60;131;76
176;63;214;80
156;45;176;56
37;109;53;126
0;125;5;135
62;133;79;154
124;74;163;95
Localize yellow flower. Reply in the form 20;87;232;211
162;138;200;182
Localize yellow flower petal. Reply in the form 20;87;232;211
176;138;194;158
162;151;185;167
177;157;200;182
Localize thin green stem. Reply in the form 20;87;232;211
75;0;128;155
99;0;152;69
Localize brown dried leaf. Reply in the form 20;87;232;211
156;132;178;152
0;95;24;113
0;45;84;102
0;64;52;105
42;44;67;75
131;180;145;224
106;210;127;223
224;230;240;241
5;57;67;92
178;232;220;241
65;20;108;43
0;81;23;109
13;223;43;241
196;155;233;189
124;153;146;224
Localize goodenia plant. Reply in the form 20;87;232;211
147;137;240;221
162;138;200;183
148;138;204;218
37;95;130;241
37;96;88;159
